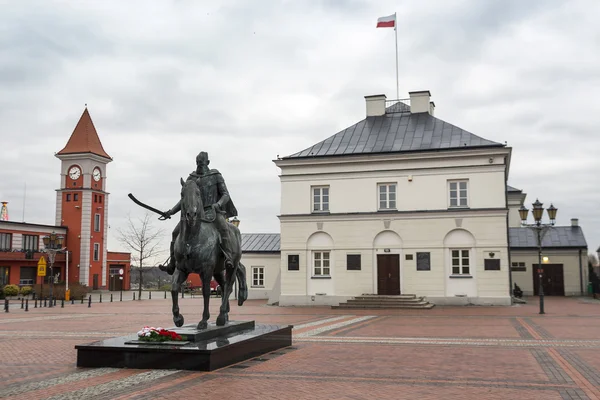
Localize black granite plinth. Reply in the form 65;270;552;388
75;321;292;371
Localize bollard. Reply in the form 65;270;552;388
21;298;24;309
61;299;64;308
44;298;47;307
54;298;57;307
149;291;151;300
110;294;113;302
164;291;166;299
99;294;102;303
34;299;38;308
81;296;84;304
4;299;8;313
71;298;74;305
120;291;122;302
25;299;29;312
182;290;184;299
88;295;92;308
133;292;136;301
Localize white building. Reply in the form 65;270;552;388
242;91;589;306
271;91;513;306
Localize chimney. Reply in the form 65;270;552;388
365;94;387;117
409;90;433;114
571;218;579;227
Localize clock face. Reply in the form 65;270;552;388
93;168;101;182
68;166;81;180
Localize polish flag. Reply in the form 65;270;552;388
376;14;395;28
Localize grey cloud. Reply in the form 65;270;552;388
1;0;599;258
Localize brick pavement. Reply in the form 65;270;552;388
0;296;599;399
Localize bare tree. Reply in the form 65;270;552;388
117;212;165;300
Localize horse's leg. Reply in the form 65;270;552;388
236;262;248;306
217;262;236;326
213;268;228;322
197;268;212;330
171;268;187;327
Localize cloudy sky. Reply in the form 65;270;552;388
1;0;599;261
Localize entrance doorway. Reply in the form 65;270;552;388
93;274;99;290
109;274;123;291
377;254;400;295
533;264;565;296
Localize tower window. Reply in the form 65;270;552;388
74;193;79;201
66;194;71;202
94;194;98;203
94;214;101;232
99;196;102;204
93;243;100;261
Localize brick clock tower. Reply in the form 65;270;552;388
55;108;112;290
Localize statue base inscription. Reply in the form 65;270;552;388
75;321;292;371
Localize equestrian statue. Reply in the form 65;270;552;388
129;151;247;329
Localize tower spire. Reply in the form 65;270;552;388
57;108;112;160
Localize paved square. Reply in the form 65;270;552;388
1;295;599;399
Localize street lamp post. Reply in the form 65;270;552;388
519;200;557;315
42;232;66;308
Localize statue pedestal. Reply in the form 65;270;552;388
75;321;292;371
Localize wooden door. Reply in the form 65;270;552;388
93;274;99;290
377;254;400;295
533;264;565;296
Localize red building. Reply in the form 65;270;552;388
0;221;68;287
0;108;130;291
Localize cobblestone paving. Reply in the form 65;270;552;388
0;296;599;399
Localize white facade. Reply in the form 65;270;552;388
273;92;513;306
240;253;280;300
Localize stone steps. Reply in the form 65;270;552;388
333;294;435;310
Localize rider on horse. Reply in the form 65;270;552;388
159;151;238;274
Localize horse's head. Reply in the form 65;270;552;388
180;177;203;227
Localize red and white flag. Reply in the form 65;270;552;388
376;14;395;28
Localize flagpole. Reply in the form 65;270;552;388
394;12;399;100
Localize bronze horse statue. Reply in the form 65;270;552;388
171;177;247;328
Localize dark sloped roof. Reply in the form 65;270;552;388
241;233;280;253
507;185;522;192
509;227;587;249
284;102;504;159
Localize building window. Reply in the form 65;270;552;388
99;196;103;204
19;266;36;286
66;194;71;202
0;233;12;251
288;254;299;271
378;183;396;210
23;235;38;251
511;262;526;272
347;254;361;270
451;249;470;275
449;180;468;207
74;193;79;201
252;266;264;287
313;251;330;276
0;267;9;287
93;243;100;261
312;186;329;212
94;214;101;232
94;194;98;203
